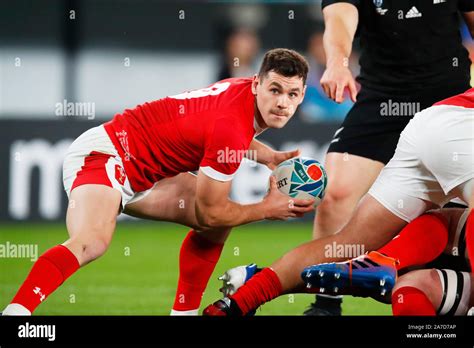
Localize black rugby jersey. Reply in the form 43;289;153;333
322;0;474;93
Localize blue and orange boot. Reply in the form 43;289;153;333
301;251;399;303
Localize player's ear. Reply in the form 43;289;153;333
251;74;259;95
298;84;307;104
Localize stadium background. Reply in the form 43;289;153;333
0;0;472;315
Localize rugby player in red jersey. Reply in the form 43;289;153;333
2;48;315;316
204;87;474;316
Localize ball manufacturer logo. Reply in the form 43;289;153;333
277;178;288;189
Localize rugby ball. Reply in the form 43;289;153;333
272;157;327;207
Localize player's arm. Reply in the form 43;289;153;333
246;139;300;170
195;171;315;228
462;12;474;39
321;1;359;102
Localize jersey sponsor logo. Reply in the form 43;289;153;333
406;6;422;18
115;130;136;162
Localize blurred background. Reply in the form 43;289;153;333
0;0;472;315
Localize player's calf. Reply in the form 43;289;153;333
3;185;121;315
3;245;80;315
171;229;229;315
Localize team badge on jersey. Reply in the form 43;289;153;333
115;164;126;185
373;0;388;15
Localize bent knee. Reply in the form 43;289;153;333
392;269;440;303
319;184;363;211
66;236;112;265
394;269;437;290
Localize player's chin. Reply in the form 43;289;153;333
268;115;290;129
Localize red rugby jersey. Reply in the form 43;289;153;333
103;78;257;192
434;87;474;109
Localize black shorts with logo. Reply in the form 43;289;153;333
327;83;471;164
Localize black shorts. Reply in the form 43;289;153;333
327;83;471;164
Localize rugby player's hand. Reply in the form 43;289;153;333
266;149;301;170
320;63;357;103
263;176;315;220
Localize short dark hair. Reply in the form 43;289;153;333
258;48;309;85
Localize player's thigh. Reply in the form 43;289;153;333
124;173;230;242
124;172;198;226
64;184;122;263
323;152;384;202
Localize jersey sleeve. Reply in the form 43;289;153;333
322;0;359;10
459;0;474;12
200;116;246;182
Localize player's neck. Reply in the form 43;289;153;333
254;104;268;135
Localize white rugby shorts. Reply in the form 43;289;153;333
63;125;153;208
369;104;474;222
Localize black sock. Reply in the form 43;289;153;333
315;294;343;308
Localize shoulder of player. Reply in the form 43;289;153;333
208;78;254;123
433;88;474;108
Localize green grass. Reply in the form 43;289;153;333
0;221;391;315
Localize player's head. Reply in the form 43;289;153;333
252;48;308;129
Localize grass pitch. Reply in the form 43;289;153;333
0;221;391;315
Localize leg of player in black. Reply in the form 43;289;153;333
309;88;386;315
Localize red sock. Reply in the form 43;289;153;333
392;286;436;316
230;267;282;315
172;230;223;311
11;245;80;313
378;213;448;270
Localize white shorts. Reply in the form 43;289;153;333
369;104;474;222
63;125;153;208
